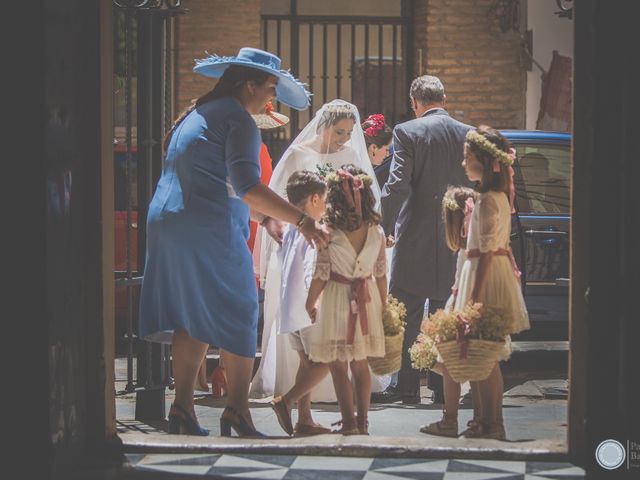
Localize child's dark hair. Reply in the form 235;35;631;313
285;170;327;207
465;125;512;195
323;163;381;231
442;186;478;251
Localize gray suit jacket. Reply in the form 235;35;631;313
381;108;472;300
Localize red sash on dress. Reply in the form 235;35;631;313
328;271;372;344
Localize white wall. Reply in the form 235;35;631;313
526;0;574;129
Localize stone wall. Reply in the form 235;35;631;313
175;0;262;112
415;0;526;128
174;0;526;129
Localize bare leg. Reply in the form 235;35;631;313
196;349;209;392
470;381;482;420
441;365;461;424
328;360;356;429
283;352;330;408
349;359;371;422
296;393;313;425
494;363;505;428
419;365;459;436
478;363;502;433
284;352;329;425
220;348;256;428
172;328;208;416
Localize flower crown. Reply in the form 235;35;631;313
326;169;373;188
363;113;386;138
442;196;460;212
323;103;354;114
465;130;514;166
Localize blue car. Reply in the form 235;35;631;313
504;130;570;342
374;130;571;341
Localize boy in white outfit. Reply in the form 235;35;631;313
271;170;332;436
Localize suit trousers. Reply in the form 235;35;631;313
425;298;447;398
391;285;446;396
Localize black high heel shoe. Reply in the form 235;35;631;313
167;404;210;436
220;406;266;437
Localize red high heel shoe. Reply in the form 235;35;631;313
210;366;227;398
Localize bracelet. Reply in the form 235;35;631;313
295;212;308;229
260;216;271;227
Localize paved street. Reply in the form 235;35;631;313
115;351;569;443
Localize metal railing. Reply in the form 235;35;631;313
260;1;415;162
113;0;184;421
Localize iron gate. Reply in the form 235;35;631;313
113;0;184;421
261;1;415;162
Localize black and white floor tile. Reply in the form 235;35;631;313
127;453;585;479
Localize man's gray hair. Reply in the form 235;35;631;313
410;75;445;105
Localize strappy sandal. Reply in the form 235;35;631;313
420;419;458;437
270;395;294;436
294;422;331;436
461;420;506;440
219;406;265;438
330;418;359;435
458;417;481;437
356;414;369;435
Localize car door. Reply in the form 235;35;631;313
510;137;571;341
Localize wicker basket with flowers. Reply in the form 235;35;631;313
410;302;511;383
368;294;406;375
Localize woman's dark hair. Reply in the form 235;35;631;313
466;125;512;195
285;170;327;206
163;65;272;151
323;163;382;232
362;116;393;148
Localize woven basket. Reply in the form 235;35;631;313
435;338;505;383
369;331;404;375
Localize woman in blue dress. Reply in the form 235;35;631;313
139;48;328;437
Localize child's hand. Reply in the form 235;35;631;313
263;217;284;245
385;235;395;248
307;306;317;323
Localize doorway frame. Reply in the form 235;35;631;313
98;0;592;469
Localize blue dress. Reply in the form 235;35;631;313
139;96;261;357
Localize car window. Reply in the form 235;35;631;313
514;143;570;214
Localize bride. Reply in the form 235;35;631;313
250;99;385;402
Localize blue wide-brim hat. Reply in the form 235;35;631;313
193;47;311;111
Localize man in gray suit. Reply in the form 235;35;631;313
380;75;472;404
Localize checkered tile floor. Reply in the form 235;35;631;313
127;453;585;479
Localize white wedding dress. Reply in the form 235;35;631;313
249;100;387;402
250;145;358;402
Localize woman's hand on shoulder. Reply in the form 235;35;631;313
298;215;330;250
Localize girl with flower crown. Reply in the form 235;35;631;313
301;164;388;435
419;186;481;438
250;100;381;405
452;126;529;440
